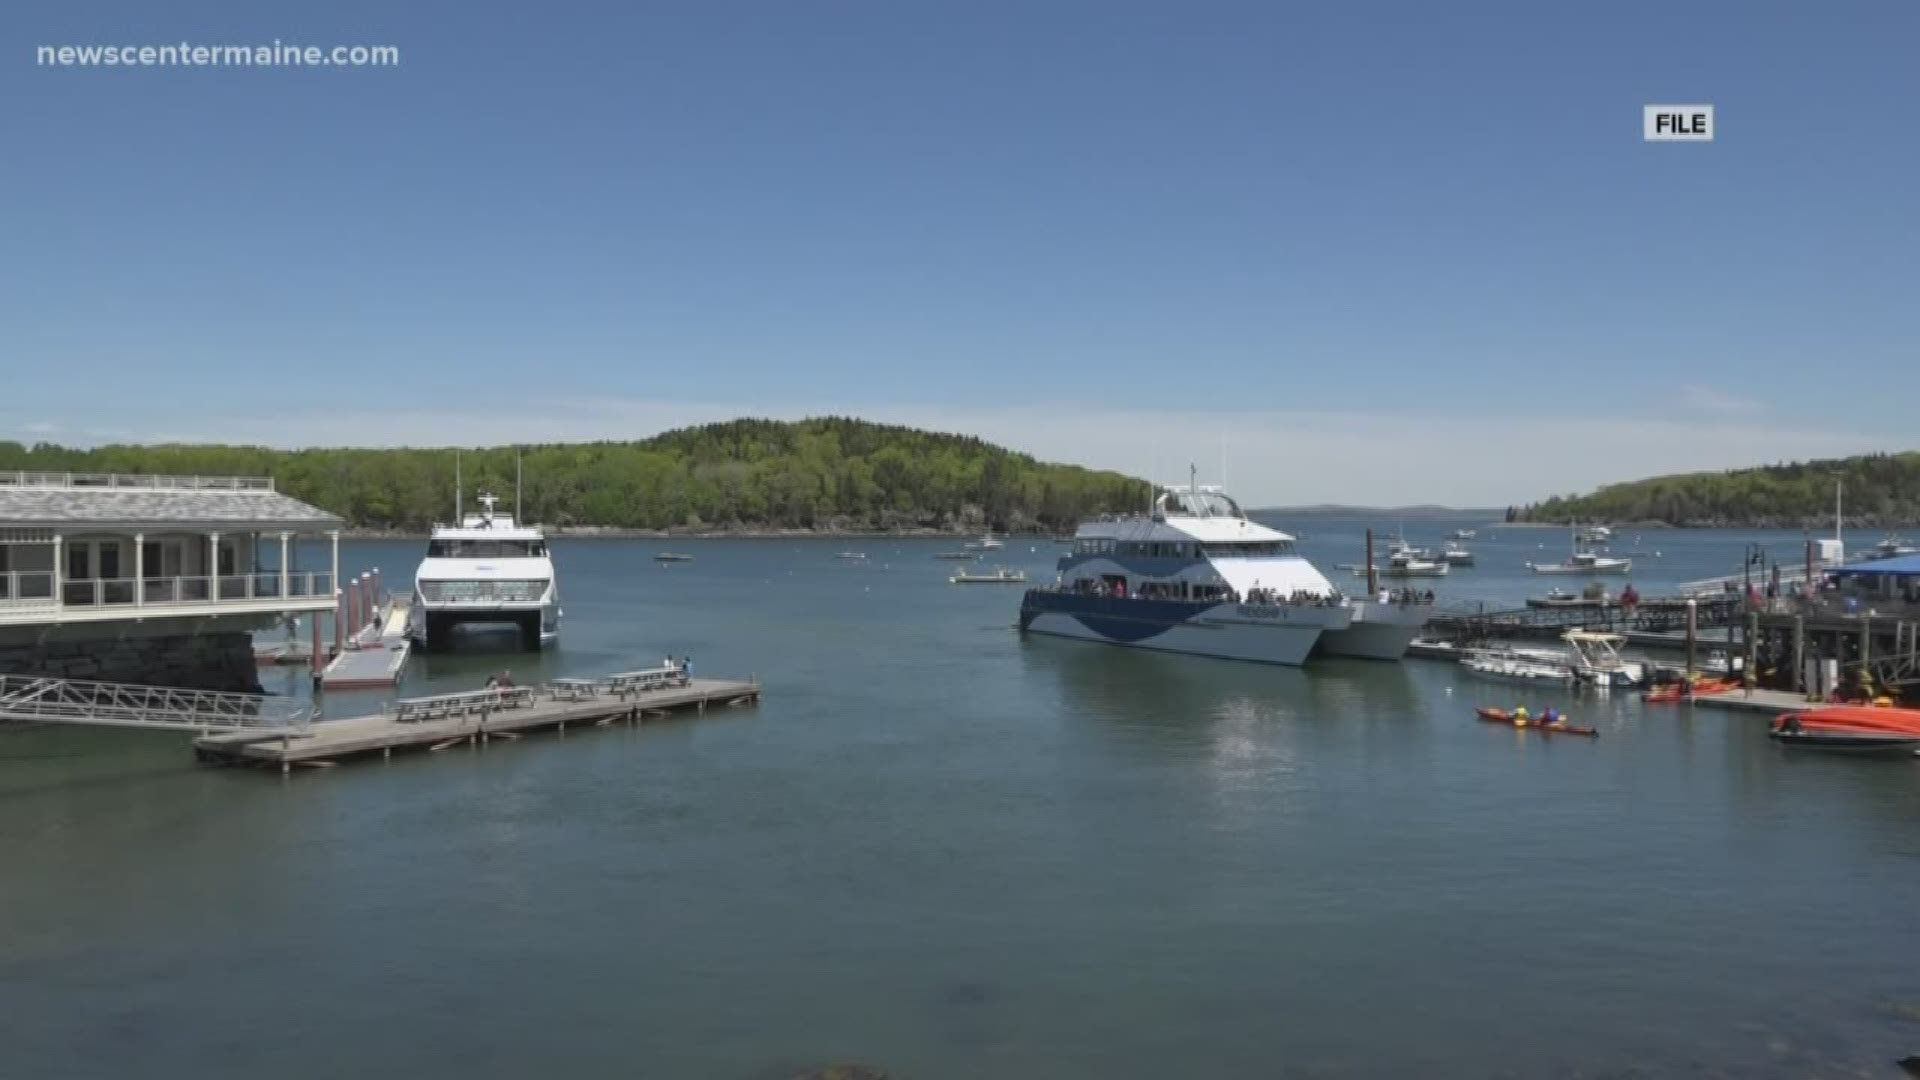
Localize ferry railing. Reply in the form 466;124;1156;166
0;674;308;733
0;472;274;492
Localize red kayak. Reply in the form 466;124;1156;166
1475;707;1599;737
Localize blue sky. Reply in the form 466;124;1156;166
4;1;1915;504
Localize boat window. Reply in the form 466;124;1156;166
1158;491;1245;519
1197;541;1295;558
427;539;548;558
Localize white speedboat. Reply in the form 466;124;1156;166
1441;542;1475;566
1019;478;1352;665
964;533;1006;551
1460;648;1575;683
1448;529;1477;540
1562;630;1647;688
1528;551;1632;575
408;493;560;652
1576;524;1613;544
836;551;867;560
1381;549;1449;577
951;567;1026;584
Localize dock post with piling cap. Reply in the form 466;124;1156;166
1793;614;1807;697
1685;598;1697;675
334;588;346;657
1365;529;1377;598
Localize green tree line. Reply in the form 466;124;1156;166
1515;451;1920;527
0;417;1152;533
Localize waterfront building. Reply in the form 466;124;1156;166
0;472;343;690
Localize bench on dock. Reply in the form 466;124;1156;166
547;677;602;702
597;666;691;696
387;686;534;723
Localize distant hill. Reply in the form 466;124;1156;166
0;417;1151;533
1514;451;1920;528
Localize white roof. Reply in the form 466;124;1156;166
1075;515;1294;544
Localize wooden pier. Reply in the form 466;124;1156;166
194;673;761;771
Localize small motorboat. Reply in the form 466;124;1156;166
1448;529;1477;540
1474;707;1599;737
836;552;867;560
950;567;1026;584
1460;648;1574;683
1440;542;1475;566
1769;711;1920;755
935;551;978;560
653;552;694;562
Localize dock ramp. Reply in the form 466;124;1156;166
0;674;309;734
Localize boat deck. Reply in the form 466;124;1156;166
194;677;761;770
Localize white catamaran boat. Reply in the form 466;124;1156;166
1018;478;1354;665
409;492;560;652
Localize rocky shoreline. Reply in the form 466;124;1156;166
341;524;1063;541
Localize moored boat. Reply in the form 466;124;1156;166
409;492;561;652
951;566;1026;584
935;551;978;560
1769;709;1920;755
653;552;694;562
837;551;867;560
1460;647;1574;683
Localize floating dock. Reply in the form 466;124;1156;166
194;673;761;771
319;596;412;689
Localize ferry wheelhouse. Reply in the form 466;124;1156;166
1018;483;1353;665
408;494;560;652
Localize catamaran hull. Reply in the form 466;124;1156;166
1315;601;1431;660
410;601;560;652
1019;593;1345;666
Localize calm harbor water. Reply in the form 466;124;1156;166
4;516;1919;1078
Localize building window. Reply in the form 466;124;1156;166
67;544;90;580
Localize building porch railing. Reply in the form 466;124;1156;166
0;571;336;609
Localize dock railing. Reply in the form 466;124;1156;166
0;674;309;733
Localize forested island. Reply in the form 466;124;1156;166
1513;451;1920;528
0;418;1151;535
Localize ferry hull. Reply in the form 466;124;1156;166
1315;600;1430;660
410;601;560;652
1019;593;1345;666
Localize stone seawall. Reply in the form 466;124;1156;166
0;632;262;692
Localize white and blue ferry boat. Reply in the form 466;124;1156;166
1019;481;1356;665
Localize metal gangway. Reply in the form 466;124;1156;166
0;674;310;734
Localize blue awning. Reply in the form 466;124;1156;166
1833;554;1920;578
